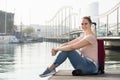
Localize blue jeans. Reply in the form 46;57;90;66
53;51;98;74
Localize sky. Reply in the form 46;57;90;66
0;0;119;25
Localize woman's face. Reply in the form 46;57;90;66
81;19;91;31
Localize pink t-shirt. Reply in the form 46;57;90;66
79;34;98;63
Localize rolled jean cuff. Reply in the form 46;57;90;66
53;62;59;68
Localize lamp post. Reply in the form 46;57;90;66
5;0;7;34
20;22;23;42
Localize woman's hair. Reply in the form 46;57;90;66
82;16;92;24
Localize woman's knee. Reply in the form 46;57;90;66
68;50;80;56
57;51;68;57
59;50;78;58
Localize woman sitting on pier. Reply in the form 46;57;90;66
40;16;98;77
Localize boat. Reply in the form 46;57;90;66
0;33;19;44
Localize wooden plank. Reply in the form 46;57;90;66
48;69;120;80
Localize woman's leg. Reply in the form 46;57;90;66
40;51;97;77
50;51;83;69
50;51;96;73
50;50;97;74
50;51;84;70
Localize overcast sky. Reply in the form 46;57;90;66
0;0;119;25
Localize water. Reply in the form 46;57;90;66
0;42;120;80
105;49;120;69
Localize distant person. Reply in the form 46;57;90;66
107;31;113;36
39;16;98;77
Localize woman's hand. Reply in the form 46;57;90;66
51;48;58;56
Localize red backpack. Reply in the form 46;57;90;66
97;39;105;74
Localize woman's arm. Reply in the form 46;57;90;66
60;37;82;47
54;38;90;51
51;36;84;56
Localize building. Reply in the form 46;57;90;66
0;10;14;34
81;2;99;22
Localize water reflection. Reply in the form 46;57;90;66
105;49;120;69
0;44;15;73
106;49;120;61
0;42;120;80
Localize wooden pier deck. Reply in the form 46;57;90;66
48;69;120;80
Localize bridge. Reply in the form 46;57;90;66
44;2;120;47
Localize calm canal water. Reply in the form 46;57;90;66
0;42;120;80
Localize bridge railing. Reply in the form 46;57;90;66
96;2;120;37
